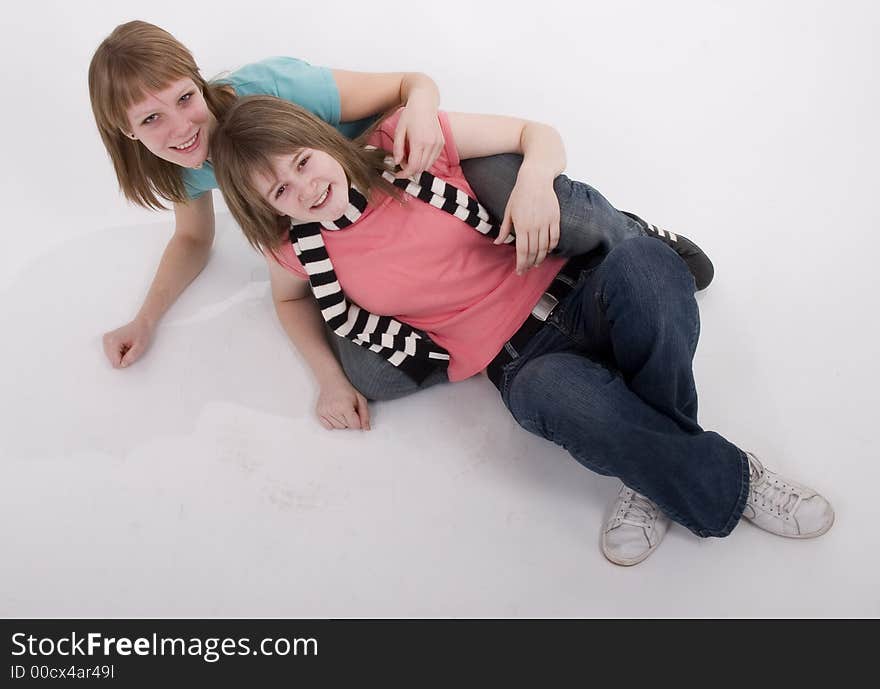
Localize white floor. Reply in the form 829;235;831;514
1;204;878;618
1;0;878;618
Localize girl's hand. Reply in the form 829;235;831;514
316;379;371;431
393;104;445;179
102;317;155;368
494;170;561;275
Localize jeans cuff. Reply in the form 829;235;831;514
698;449;750;538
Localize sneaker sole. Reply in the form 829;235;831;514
600;534;659;566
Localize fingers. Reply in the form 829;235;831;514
423;140;444;170
515;234;527;275
529;219;560;270
103;333;141;369
392;123;407;167
318;399;370;431
495;207;513;246
396;145;426;179
534;225;550;269
516;232;537;275
341;408;362;430
512;222;560;273
102;335;124;368
395;124;444;179
548;219;561;253
119;341;143;368
323;413;349;430
103;320;152;370
355;393;371;431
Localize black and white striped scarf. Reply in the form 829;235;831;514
289;166;515;384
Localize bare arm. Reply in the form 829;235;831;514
332;69;444;177
102;193;215;368
268;257;370;431
141;194;216;324
447;112;567;273
332;69;439;121
447;111;566;180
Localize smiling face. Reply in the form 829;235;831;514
254;149;350;222
125;77;215;168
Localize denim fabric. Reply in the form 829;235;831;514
329;332;449;401
461;153;644;255
338;154;643;401
498;237;749;538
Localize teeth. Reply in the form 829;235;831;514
312;188;329;208
174;133;197;150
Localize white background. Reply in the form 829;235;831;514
0;0;878;617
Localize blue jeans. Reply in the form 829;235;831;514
334;153;644;400
498;237;749;538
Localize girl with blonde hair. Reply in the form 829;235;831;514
91;20;451;368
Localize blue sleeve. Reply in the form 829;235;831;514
226;57;341;126
186;58;373;200
181;166;219;201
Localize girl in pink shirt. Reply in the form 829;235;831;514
213;98;578;411
209;96;834;566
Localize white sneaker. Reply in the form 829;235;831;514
742;452;835;538
601;484;670;566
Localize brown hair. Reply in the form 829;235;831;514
211;95;402;253
88;20;236;209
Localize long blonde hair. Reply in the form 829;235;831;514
88;20;236;209
211;95;402;253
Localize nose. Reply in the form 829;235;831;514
169;111;194;138
296;176;318;203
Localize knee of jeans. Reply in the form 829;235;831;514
609;235;676;266
553;178;645;255
552;174;574;202
552;178;607;256
506;354;616;430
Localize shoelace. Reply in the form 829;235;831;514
751;477;802;516
618;489;658;527
748;454;802;517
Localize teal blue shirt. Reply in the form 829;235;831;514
182;57;375;200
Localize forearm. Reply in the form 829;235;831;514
136;232;213;326
399;72;440;111
274;296;349;387
518;122;567;181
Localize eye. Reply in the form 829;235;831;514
142;114;157;126
179;92;193;104
274;184;287;200
297;155;310;171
